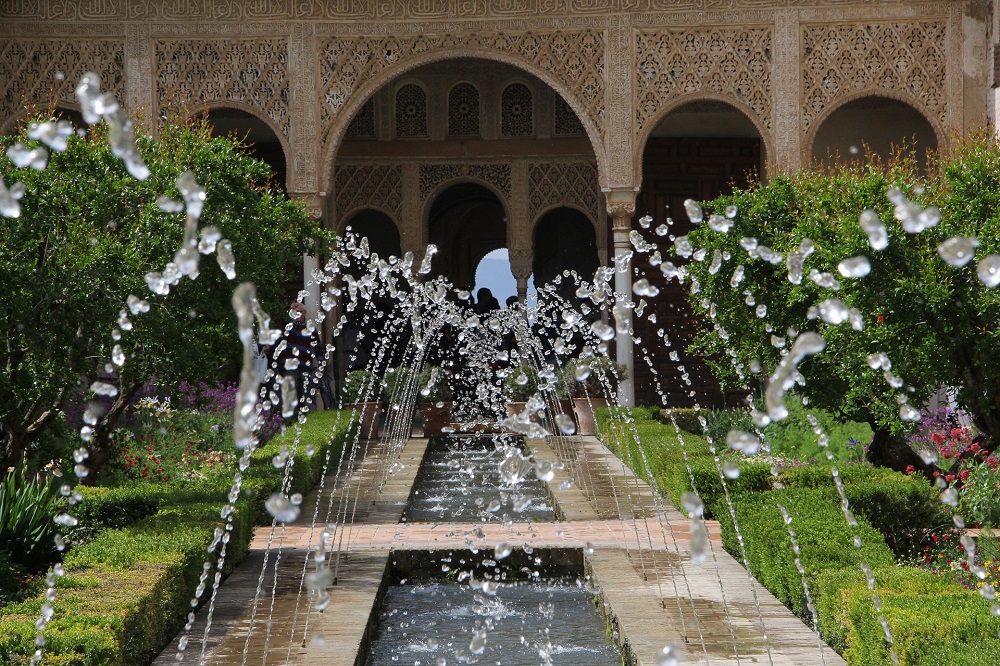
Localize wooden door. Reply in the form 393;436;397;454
625;138;760;408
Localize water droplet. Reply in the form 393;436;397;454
7;143;48;170
265;493;300;523
899;404;921;422
494;543;512;559
90;381;118;397
859;209;888;250
683;199;703;224
838;256;871;278
0;177;25;218
937;236;979;267
977;255;1000;287
216;239;236;279
817;297;850;325
726;430;760;455
708;214;732;233
555;413;576;435
722;461;740;479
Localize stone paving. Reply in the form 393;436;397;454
156;428;845;666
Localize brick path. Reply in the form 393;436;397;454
156;430;845;666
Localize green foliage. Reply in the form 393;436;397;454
0;117;330;467
341;369;379;404
814;565;1000;665
502;365;539;402
712;487;895;621
684;135;1000;444
62;484;162;544
0;410;351;665
381;366;414;404
0;464;61;574
844;478;947;558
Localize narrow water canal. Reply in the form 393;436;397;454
403;435;556;523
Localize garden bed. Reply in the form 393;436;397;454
0;409;352;666
595;406;1000;665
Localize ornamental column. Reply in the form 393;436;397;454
508;248;533;304
606;189;636;408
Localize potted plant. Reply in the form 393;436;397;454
560;357;627;436
502;364;538;418
381;366;415;433
415;365;453;436
341;368;382;440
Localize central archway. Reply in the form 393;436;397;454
427;182;506;291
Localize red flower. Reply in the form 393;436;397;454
988;457;999;470
905;465;916;475
932;535;939;543
960;469;970;482
970;443;981;454
945;474;956;483
876;314;885;323
932;433;946;446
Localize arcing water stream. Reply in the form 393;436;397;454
4;71;1000;665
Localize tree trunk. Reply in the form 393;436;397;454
865;422;932;475
83;381;142;484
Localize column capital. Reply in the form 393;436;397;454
604;188;637;229
508;247;533;280
289;192;326;224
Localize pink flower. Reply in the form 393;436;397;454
932;433;946;446
950;428;966;441
905;465;916;475
945;474;957;483
960;469;970;482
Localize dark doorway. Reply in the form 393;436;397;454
632;137;761;408
427;182;506;290
533;207;599;302
340;210;406;372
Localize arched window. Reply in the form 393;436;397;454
447;83;480;137
500;83;533;137
553;94;585;136
395;83;427;138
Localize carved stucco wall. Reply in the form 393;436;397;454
0;1;981;201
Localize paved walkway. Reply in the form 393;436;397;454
156;430;844;666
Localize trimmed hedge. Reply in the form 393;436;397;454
814;566;1000;665
711;487;895;620
595;412;995;663
0;410;352;666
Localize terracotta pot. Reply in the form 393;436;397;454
571;397;608;436
555;399;579;434
419;401;453;436
505;401;528;419
348;401;382;440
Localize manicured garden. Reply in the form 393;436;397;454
596;406;1000;665
0;388;352;666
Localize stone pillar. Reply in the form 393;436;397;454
124;23;153;132
294;194;325;321
400;162;424;260
508;248;533;304
773;9;802;171
606;189;636;408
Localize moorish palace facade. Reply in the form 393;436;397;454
1;0;996;406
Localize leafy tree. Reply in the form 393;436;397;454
680;135;1000;471
0;119;329;475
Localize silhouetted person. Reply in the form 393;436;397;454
475;287;500;313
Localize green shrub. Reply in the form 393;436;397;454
0;409;351;665
712;487;894;621
340;369;379;403
815;566;1000;665
659;457;773;519
63;484;162;544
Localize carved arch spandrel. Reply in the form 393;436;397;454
0;38;125;134
527;161;601;236
320;32;608;191
633;25;773;155
333;163;404;224
154;38;290;142
800;21;948;137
